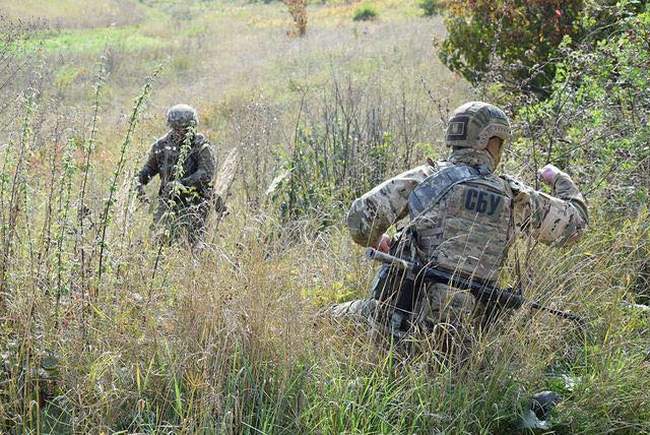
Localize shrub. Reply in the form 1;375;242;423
511;4;650;215
439;0;584;97
283;0;308;37
353;4;378;22
419;0;444;17
439;0;648;99
267;77;433;226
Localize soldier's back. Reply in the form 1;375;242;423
408;160;515;283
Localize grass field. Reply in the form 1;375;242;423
0;0;648;433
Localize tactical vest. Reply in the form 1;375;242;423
408;163;514;282
157;137;213;198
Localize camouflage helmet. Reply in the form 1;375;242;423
445;102;511;150
166;104;198;129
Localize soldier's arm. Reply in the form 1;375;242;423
508;170;588;246
347;164;435;247
136;143;160;187
180;141;216;188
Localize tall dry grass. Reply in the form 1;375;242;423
0;2;648;433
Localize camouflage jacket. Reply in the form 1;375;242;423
136;130;216;200
347;151;588;251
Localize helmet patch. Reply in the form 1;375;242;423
447;116;469;141
445;101;511;151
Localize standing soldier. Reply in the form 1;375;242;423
332;101;588;358
135;104;216;247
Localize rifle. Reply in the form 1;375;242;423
365;248;585;328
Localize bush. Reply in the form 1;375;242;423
283;0;308;36
419;0;444;17
511;4;650;215
267;77;434;226
439;0;648;99
439;0;584;97
353;4;378;22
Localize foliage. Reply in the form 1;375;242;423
283;0;308;36
266;77;438;225
510;2;650;214
418;0;445;17
440;0;585;96
0;1;649;433
353;4;378;21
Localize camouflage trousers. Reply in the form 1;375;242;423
153;197;211;247
330;283;483;360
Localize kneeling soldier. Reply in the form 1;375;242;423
332;101;588;358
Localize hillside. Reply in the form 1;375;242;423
0;0;648;433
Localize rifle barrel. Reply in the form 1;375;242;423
365;248;585;327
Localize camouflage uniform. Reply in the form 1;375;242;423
136;105;216;245
333;102;588;350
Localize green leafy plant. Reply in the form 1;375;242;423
511;4;650;215
439;0;584;97
353;4;378;22
419;0;445;17
267;79;423;226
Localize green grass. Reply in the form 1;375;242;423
18;27;166;55
353;4;379;21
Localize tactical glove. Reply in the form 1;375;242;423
134;182;149;204
537;164;561;186
373;233;392;254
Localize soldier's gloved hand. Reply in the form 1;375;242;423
135;183;149;204
373;233;392;254
537;164;561;186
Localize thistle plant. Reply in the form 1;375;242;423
54;137;77;321
78;58;107;293
0;93;35;308
153;123;197;245
96;69;158;286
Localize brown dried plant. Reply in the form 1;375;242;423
283;0;308;37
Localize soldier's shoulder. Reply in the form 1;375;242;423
499;173;533;194
423;158;454;174
401;161;438;182
151;131;172;149
195;133;213;151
